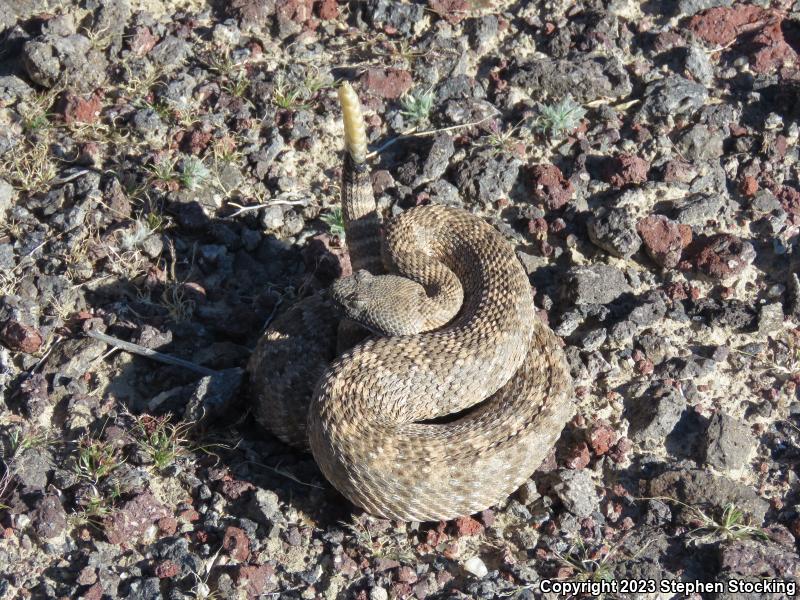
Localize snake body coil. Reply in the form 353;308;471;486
248;83;575;521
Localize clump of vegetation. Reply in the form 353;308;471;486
533;94;586;138
551;539;617;584
321;207;345;240
179;156;211;191
271;69;334;111
400;88;435;125
74;435;125;486
131;414;195;472
687;502;768;545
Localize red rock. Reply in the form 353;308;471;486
235;564;277;597
129;26;157;56
663;282;688;301
635;358;654;376
587;420;616;456
316;0;338;20
103;493;170;547
652;30;686;53
155;560;180;578
749;16;798;73
57;91;103;126
689;233;756;279
181;129;213;155
661;159;696;184
452;515;484;537
636;215;690;269
397;566;418;583
223;526;251;561
687;6;797;73
776;185;800;224
739;175;759;197
428;0;470;24
157;516;178;535
687;5;769;46
220;477;255;500
603;154;649;187
564;441;590;469
607;437;632;463
177;507;201;522
360;68;413;99
527;216;548;237
0;320;43;354
276;0;317;28
82;583;103;600
77;567;97;586
528;163;574;210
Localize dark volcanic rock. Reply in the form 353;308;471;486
636;76;708;123
509;55;632;103
648;467;769;525
22;34;108;92
587;206;641;258
626;384;685;447
716;538;800;598
454;150;521;205
562;265;631;305
704;412;754;470
32;495;67;540
365;0;425;35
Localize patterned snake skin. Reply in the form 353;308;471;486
247;83;575;521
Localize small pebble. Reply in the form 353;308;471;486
463;556;488;577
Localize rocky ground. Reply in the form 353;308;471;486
0;0;799;598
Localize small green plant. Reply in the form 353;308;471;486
534;94;586;138
480;122;520;155
0;465;12;511
131;414;194;472
272;74;312;111
321;207;345;240
69;483;121;530
179;156;211;191
399;88;435;125
118;218;157;252
551;539;616;585
687;503;768;545
74;436;124;485
145;211;166;233
224;76;250;98
8;430;50;458
147;156;180;186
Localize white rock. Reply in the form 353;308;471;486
369;587;389;600
463;556;488;578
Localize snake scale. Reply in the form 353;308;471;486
247;83;575;522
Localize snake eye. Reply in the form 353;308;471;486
346;295;368;311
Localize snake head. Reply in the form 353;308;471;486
330;270;429;336
330;270;373;317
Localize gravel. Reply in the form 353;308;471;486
0;0;797;595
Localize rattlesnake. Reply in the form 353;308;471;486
247;83;575;521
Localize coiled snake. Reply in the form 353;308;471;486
248;83;575;521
